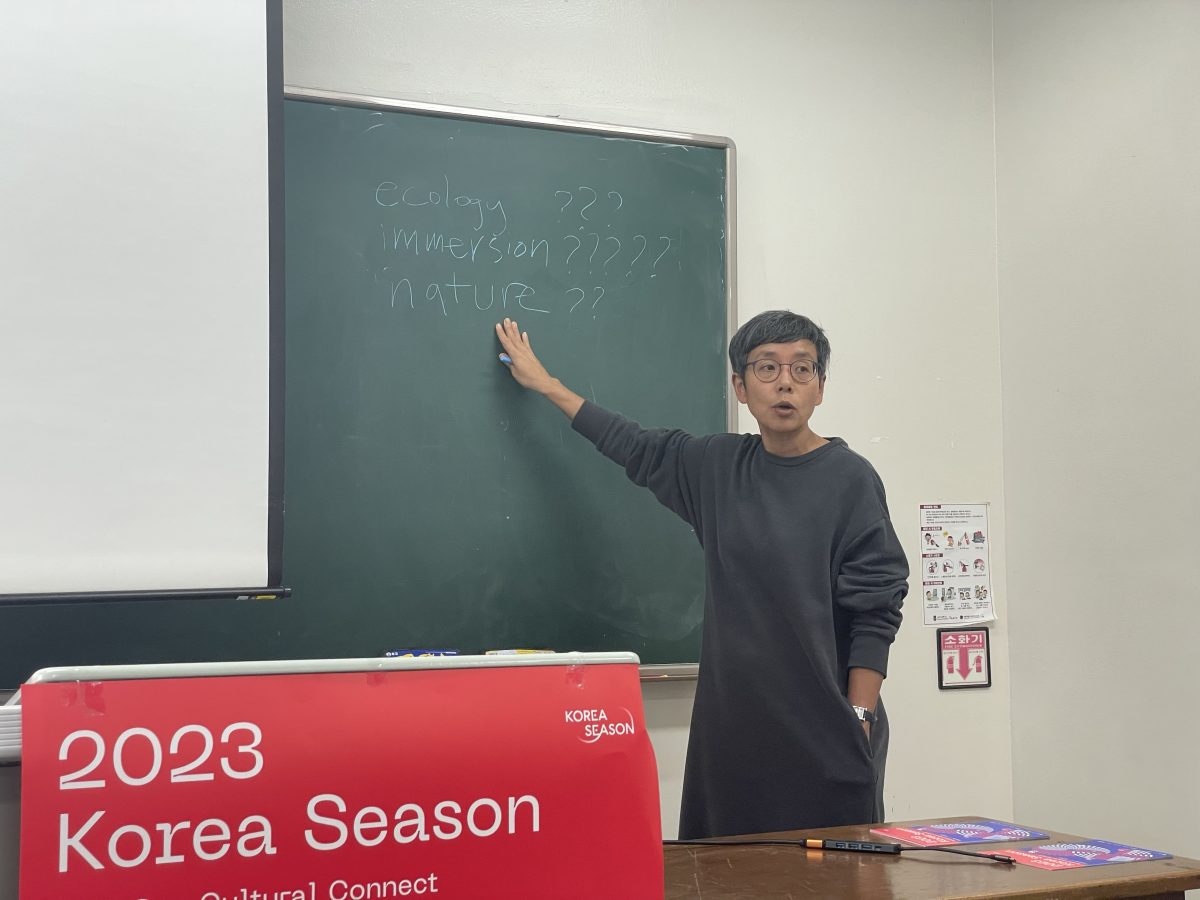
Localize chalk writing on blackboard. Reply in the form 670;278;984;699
368;174;680;320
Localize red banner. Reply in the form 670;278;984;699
20;661;662;899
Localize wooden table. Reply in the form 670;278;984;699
664;816;1200;899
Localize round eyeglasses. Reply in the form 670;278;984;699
746;359;820;384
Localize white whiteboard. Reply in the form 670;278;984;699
0;2;276;593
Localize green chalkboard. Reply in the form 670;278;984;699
281;93;731;665
0;94;731;689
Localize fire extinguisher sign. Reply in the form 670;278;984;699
936;626;992;689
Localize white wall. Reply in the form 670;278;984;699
284;0;1014;838
995;0;1200;859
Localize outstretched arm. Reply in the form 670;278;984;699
500;316;705;529
494;317;585;420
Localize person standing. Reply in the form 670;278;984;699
494;310;908;839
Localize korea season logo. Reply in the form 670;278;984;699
564;707;636;743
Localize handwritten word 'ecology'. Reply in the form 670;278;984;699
375;176;508;235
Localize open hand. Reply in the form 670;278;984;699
495;318;555;393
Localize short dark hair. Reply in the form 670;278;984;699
728;310;830;379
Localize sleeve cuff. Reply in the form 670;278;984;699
570;400;606;441
848;633;893;678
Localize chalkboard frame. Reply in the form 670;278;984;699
284;87;738;678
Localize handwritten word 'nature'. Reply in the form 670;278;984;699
386;276;611;318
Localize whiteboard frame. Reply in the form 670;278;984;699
285;87;738;681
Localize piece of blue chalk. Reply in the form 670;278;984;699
499;353;512;364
